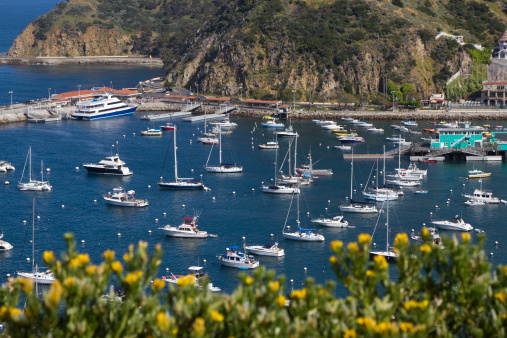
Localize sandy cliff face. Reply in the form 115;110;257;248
7;25;132;57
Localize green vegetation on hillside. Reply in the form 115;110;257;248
1;233;507;336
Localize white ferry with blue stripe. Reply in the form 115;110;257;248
72;94;137;120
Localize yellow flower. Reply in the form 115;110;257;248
0;306;9;321
462;233;471;243
123;252;132;262
400;322;415;333
375;321;398;334
348;242;359;253
86;265;98;275
244;276;254;286
277;296;287;307
103;250;115;261
43;251;55;264
421;227;430;239
269;281;279;292
329;256;338;264
331;240;343;252
358;233;371;245
420;244;431;254
495;292;507;303
156;312;170;331
139;241;148;250
192;317;205;336
395;233;408;246
504;266;507;277
172;328;178;335
366;270;376;278
188;297;193;304
356;317;376;329
290;288;307;300
111;261;123;273
403;299;429;311
373;255;388;270
46;281;63;308
9;308;21;318
64;277;76;288
77;254;90;266
155;243;162;252
176;275;196;287
18;277;34;294
211;310;224;322
344;329;357;338
69;258;80;269
152;279;165;292
125;271;143;285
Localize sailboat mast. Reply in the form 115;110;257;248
274;134;278;186
350;149;354;200
174;126;178;181
32;199;35;272
29;147;32;182
219;125;222;165
398;135;401;170
375;158;379;190
386;198;390;252
41;160;44;182
294;133;298;176
383;145;386;187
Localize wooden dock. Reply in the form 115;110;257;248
182;113;226;122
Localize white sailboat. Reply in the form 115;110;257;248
17;200;56;284
158;126;205;190
262;134;300;194
282;184;325;241
340;149;378;213
204;125;243;173
17;147;52;191
369;199;398;260
363;150;399;201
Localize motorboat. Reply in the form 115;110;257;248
261;184;300;194
314;120;336;125
18;147;52;191
386;179;420;187
198;137;219;145
209;115;237;129
276;125;298;137
468;169;491;179
367;127;384;133
395;163;427;176
462;189;500;203
258;141;279;149
245;242;285;257
411;227;444;248
159;126;205;190
414;190;428;194
159;214;208;238
261;119;284;128
204;125;243;173
334;145;352;150
83;154;133;176
341;117;355;122
464;199;485;206
163;266;221;292
296;150;332;176
72;94;137;120
357;121;374;128
311;215;348;228
363;190;398;201
338;135;365;143
141;128;162;136
386;173;423;181
401;120;418;126
217;246;260;269
103;188;148;207
160;123;175;130
349;119;361;124
0;161;15;172
432;216;473;231
0;234;13;251
321;123;341;130
422;129;436;133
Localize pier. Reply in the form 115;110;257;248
182;113;227;122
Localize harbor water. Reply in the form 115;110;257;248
0;117;506;294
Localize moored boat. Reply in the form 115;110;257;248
163;266;221;292
311;215;348;228
83;154;133;176
245;242;285;256
432;216;473;231
103;188;148;207
72;94;137;120
141;128;162;136
159;214;209;238
217;246;260;269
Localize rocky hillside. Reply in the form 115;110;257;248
7;0;507;102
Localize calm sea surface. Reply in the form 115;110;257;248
0;0;506;296
0;117;506;294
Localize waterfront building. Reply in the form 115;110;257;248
430;124;483;149
481;81;507;106
492;29;507;59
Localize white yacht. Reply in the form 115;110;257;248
386;173;423;181
386;179;420;187
463;189;500;203
258;141;279;149
432;216;473;231
83;155;133;176
204;125;243;173
163;266;221;292
159;214;208;238
141;128;162;136
276;125;298;137
159;126;205;190
464;199;486;206
311;215;348;228
0;234;13;251
18;147;52;191
367;127;384;133
72;94;137;120
245;242;285;257
0;161;15;172
262;134;301;194
401;120;418;126
209;115;237;129
103;188;148;207
217;246;260;269
395;163;427;176
261;119;284;128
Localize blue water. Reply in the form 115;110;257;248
0;117;505;294
0;0;164;106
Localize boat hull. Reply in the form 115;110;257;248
17;272;55;284
161;228;208;238
261;185;300;194
205;166;243;173
158;182;204;190
311;219;349;227
104;197;148;207
83;165;132;176
218;257;259;269
369;251;398;260
73;105;137;120
17;181;52;191
245;246;285;257
431;221;473;231
282;232;325;241
340;205;378;213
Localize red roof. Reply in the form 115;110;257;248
113;89;138;96
53;90;95;98
242;99;282;104
94;87;114;93
483;81;507;85
499;30;507;42
206;97;231;101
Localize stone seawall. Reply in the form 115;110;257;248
0;56;163;66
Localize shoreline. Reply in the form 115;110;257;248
0;56;164;66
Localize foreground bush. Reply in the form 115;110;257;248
0;232;506;337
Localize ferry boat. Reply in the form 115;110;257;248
217;246;260;269
83;155;133;176
103;188;148;207
467;169;491;179
72;95;137;120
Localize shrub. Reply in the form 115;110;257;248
1;233;507;336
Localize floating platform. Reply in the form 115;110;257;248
343;154;394;160
140;113;175;121
410;156;445;162
466;156;502;161
181;114;227;122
